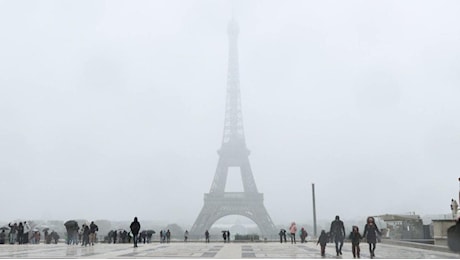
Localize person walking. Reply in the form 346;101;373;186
89;221;98;246
17;222;24;244
317;230;328;257
278;229;284;243
349;226;362;258
166;230;171;243
289;222;297;244
82;224;90;246
300;227;308;243
130;217;141;248
205;230;210;243
8;223;17;244
330;215;345;256
363;216;381;259
184;230;189;242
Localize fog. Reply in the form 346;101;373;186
1;0;460;227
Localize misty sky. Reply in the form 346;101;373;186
1;0;460;227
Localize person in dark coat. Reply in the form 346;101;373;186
330;215;345;256
130;217;141;248
17;222;24;244
82;225;90;246
317;230;328;257
89;221;98;246
0;230;6;244
349;226;362;258
222;231;227;243
112;230;117;244
300;227;308;243
205;230;210;243
362;217;381;259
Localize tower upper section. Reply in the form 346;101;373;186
222;19;246;149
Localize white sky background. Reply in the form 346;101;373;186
1;0;460;226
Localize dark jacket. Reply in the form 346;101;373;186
90;223;99;233
349;231;362;245
317;232;328;246
130;218;141;235
363;223;381;244
330;220;345;239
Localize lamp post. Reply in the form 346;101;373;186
312;183;317;237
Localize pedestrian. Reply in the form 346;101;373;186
0;230;6;244
363;216;381;259
205;230;210;243
300;227;308;243
8;223;17;244
317;230;328;257
89;221;98;246
451;199;459;219
184;230;189;242
17;222;24;244
51;231;59;244
223;231;227;243
289;222;297;244
82;224;90;246
23;222;30;244
166;230;171;243
227;230;231;242
130;217;141;248
279;229;284;243
330;215;345;256
349;226;362;258
112;230;117;244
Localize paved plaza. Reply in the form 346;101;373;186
0;242;458;259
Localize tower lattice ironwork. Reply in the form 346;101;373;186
190;19;276;239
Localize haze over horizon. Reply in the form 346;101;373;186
1;0;460;228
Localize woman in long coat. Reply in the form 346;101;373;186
362;217;381;259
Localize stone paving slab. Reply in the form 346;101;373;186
0;242;458;258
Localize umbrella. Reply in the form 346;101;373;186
0;226;10;231
146;230;155;235
42;227;50;232
64;220;78;228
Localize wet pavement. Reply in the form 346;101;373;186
0;242;458;258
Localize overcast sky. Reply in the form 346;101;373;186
1;0;460;228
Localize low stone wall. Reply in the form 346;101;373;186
381;239;451;253
432;219;456;247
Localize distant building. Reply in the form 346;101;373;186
375;214;424;240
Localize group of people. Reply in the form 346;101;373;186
317;215;381;259
222;230;231;242
278;222;307;244
159;229;171;243
65;221;99;246
107;229;154;244
0;221;60;245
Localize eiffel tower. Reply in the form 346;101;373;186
190;19;276;239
